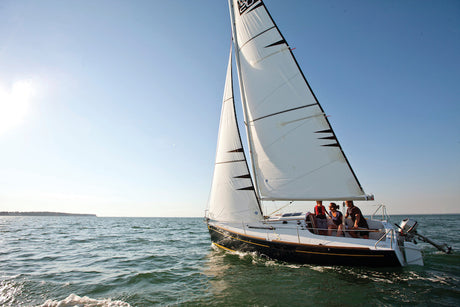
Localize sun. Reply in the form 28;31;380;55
0;80;35;135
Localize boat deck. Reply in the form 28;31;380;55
209;217;395;252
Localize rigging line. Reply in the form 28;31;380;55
223;96;233;102
215;159;246;165
239;26;276;50
251;103;317;122
268;201;293;216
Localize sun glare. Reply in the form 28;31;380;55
0;80;35;135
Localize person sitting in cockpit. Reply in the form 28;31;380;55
345;200;369;239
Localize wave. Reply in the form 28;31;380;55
39;293;131;307
0;279;23;305
208;243;458;287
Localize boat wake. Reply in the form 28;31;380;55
39;293;131;307
1;280;130;307
211;243;259;261
210;243;457;289
211;243;333;270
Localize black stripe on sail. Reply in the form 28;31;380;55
234;174;251;179
216;159;246;164
228;148;244;153
315;129;333;134
321;143;340;147
265;39;286;48
237;186;255;191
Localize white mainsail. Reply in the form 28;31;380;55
207;49;263;223
229;0;371;201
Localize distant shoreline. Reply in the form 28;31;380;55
0;211;96;217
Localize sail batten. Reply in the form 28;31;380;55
215;159;246;164
229;0;370;201
251;103;317;122
239;26;276;50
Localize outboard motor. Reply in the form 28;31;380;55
398;218;418;240
396;218;452;254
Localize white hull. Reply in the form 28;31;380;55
207;216;423;267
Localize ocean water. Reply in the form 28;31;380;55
0;215;459;306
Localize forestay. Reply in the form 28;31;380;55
229;0;371;201
207;49;263;223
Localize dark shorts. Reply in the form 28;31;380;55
359;230;369;237
316;218;327;229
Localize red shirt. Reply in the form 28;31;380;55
315;205;326;218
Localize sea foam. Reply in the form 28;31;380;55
39;294;130;307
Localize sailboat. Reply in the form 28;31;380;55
205;0;424;267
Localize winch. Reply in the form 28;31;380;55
396;218;452;254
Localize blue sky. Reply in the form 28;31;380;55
0;0;459;217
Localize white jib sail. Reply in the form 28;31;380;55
207;48;263;223
229;0;370;201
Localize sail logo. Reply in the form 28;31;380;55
238;0;258;15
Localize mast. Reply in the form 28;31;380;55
228;0;262;201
